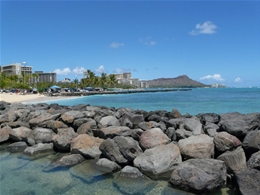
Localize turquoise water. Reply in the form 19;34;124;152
1;88;259;194
46;88;260;115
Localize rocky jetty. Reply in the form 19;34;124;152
0;100;260;194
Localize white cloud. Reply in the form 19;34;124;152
190;21;217;36
234;77;242;82
139;37;156;46
115;68;124;73
110;42;124;48
95;65;106;74
72;67;86;75
53;68;71;75
200;74;224;81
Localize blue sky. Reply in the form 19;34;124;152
1;0;260;87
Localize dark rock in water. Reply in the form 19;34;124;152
134;143;182;179
0;125;11;143
52;127;78;151
247;151;260;170
139;128;171;150
7;141;28;153
217;146;247;173
70;134;103;159
69;160;112;183
235;168;260;195
32;127;55;144
178;134;214;159
219;112;260;138
24;143;54;156
242;130;260;155
44;154;85;172
197;113;220;124
95;126;132;139
95;158;121;172
9;126;32;143
169;159;227;194
113;166;156;195
214;132;241;152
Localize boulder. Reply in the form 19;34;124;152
197;113;220;124
9;126;32;142
24;143;54;156
76;119;96;135
204;123;219;137
99;138;128;164
99;136;142;164
94;126;132;139
29;113;60;128
170;159;227;193
139;128;171;150
52;127;78;151
178;134;214;159
247;151;260;170
134;143;182;179
41;120;68;133
242;130;260;155
120;112;144;126
32;127;55;144
219;112;260;138
7;141;28;153
169;108;182;119
60;111;85;124
235;168;260;195
95;158;121;172
165;127;177;141
217;147;247;173
99;116;120;127
214;132;241;152
0;125;11;143
70;134;104;159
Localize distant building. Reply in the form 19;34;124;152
211;83;226;88
113;72;149;88
1;63;32;77
34;71;56;83
59;78;72;83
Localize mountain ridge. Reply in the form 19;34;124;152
145;75;208;88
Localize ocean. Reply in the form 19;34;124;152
1;88;259;195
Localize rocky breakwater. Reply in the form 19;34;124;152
0;101;260;194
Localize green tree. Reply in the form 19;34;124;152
107;74;118;88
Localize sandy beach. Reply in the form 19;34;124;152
0;93;71;104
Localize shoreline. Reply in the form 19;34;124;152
0;93;72;104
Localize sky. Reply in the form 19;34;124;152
1;0;260;87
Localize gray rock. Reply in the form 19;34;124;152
32;127;55;144
9;126;32;142
0;125;11;143
134;143;182;179
165;127;177;141
99;115;120;127
70;134;103;159
52;127;78;151
204;123;219;137
99;138;128;164
41;120;68;133
76;119;96;135
29;113;60;128
170;159;227;193
60;110;86;124
120;112;144;126
178;134;214;159
217;146;247;173
247;151;260;170
95;126;132;139
24;143;54;156
214;132;241;152
235;168;260;195
219;112;260;137
139;128;171;150
243;130;260;154
7;141;28;153
197;113;220;124
95;158;121;172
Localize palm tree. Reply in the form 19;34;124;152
99;72;107;89
84;69;95;87
107;74;118;88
